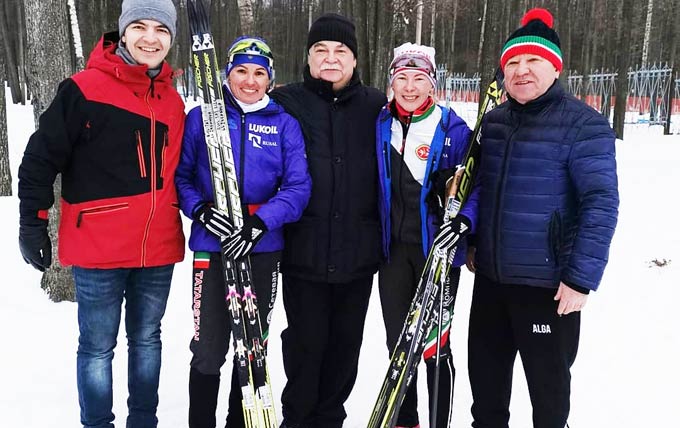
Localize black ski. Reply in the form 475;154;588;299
187;1;276;427
367;71;505;428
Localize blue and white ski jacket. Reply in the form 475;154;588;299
376;104;478;267
176;86;311;254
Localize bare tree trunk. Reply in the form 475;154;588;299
415;0;423;44
170;0;188;87
613;0;635;139
664;0;678;135
557;0;571;71
16;0;28;99
641;0;653;67
237;0;255;34
450;0;458;58
67;0;85;71
502;0;513;45
429;0;435;47
478;0;502;111
0;1;24;103
0;53;11;196
74;0;98;59
582;0;596;73
24;0;75;302
476;0;488;71
369;0;392;92
352;0;372;86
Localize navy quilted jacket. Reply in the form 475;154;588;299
474;81;619;292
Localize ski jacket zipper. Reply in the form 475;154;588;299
239;114;247;217
492;118;522;281
396;115;412;241
140;84;158;266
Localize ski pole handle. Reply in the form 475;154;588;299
443;164;465;222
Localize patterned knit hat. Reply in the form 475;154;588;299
500;8;562;72
307;13;358;58
118;0;177;42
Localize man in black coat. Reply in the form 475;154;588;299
270;13;386;428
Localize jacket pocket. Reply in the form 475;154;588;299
77;203;130;227
352;218;382;272
135;130;147;178
282;216;325;271
160;131;169;178
548;210;562;264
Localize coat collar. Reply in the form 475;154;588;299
507;79;563;113
302;65;361;103
86;32;174;93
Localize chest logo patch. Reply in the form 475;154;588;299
415;144;430;161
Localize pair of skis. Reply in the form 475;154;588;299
187;1;276;427
368;73;505;428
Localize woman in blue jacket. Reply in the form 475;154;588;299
175;36;311;428
376;43;477;428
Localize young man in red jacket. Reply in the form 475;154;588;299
18;1;185;427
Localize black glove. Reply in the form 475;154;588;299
19;217;52;272
194;203;235;238
222;214;267;260
427;167;457;217
431;215;471;254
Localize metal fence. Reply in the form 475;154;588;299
436;63;679;132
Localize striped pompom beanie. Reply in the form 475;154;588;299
500;8;562;72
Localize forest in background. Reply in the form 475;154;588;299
2;0;679;97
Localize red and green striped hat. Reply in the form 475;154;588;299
500;8;563;72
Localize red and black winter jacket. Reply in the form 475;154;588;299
18;33;185;268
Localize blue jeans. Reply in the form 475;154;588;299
73;265;174;428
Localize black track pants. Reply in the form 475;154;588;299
379;241;460;428
280;275;373;428
188;251;281;428
468;274;580;428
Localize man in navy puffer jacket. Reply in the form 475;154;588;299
466;8;619;428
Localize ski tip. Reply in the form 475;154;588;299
186;0;211;36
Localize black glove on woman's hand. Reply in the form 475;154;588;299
432;215;471;253
194;204;235;238
222;214;267;260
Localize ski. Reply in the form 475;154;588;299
187;1;277;427
367;71;505;428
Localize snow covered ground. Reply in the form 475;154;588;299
1;88;678;427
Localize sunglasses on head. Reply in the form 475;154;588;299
389;53;435;76
228;38;274;67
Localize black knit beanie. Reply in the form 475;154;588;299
307;13;358;58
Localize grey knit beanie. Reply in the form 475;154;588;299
118;0;177;41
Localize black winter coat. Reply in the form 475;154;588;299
270;67;386;283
